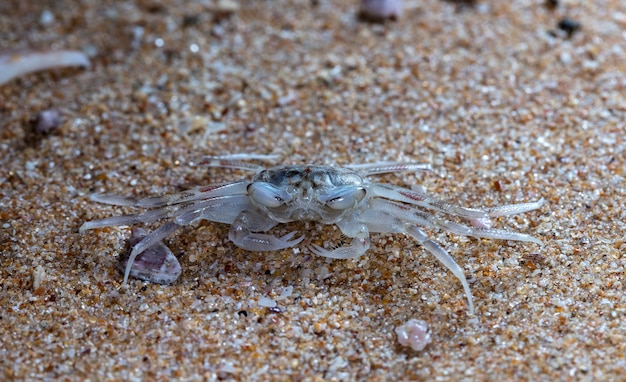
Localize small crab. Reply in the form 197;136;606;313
80;154;545;314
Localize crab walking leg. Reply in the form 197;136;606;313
467;228;544;246
88;181;249;209
367;198;476;236
79;209;173;232
470;198;546;229
196;196;252;224
369;184;489;220
79;195;250;232
308;218;370;259
361;207;475;313
486;198;546;217
376;197;544;245
367;198;544;244
170;195;251;225
136;182;249;208
229;210;305;251
404;225;475;315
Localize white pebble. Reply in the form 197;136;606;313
258;296;277;308
280;286;293;298
395;319;431;351
32;265;46;290
219;361;236;374
40;10;55;26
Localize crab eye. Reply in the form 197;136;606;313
320;187;366;210
248;182;290;208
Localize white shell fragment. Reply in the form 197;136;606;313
32;264;46;290
395;319;431;351
0;49;90;85
118;228;182;284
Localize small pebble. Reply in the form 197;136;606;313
442;0;477;9
39;10;55;26
280;286;293;298
557;18;581;38
313;321;326;334
32;265;46;290
544;0;558;10
358;0;403;22
209;0;240;20
395;319;432;351
32;109;62;134
258;296;277;308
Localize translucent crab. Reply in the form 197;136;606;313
80;154;545;314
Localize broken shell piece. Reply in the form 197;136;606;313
358;0;403;22
118;227;182;284
32;264;46;290
33;109;62;134
0;49;90;85
395;319;431;351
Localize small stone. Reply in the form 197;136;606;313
209;0;240;19
395;319;431;351
39;10;55;26
32;109;62;134
313;321;326;334
32;265;46;290
258;296;277;308
557;18;581;38
358;0;403;22
544;0;558;10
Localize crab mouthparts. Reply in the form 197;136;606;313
292;208;321;221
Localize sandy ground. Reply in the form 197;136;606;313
1;0;626;380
